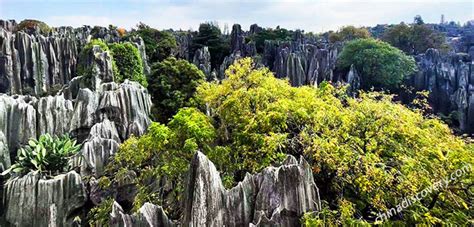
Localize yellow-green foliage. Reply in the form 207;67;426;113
107;58;473;225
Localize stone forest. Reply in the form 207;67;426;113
0;14;473;226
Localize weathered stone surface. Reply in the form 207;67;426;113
0;28;79;95
347;64;361;95
0;131;9;172
110;201;175;227
193;46;212;80
410;48;474;132
2;171;87;226
266;40;338;86
183;152;320;226
0;95;37;156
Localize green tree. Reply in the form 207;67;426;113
109;42;147;87
248;26;295;53
103;58;473;225
337;38;417;91
129;23;177;62
147;57;206;122
382;22;448;55
329;26;371;43
191;22;230;69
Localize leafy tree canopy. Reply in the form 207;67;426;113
190;22;230;69
129;23;177;63
329;25;371;43
109;42;147;87
147;57;206;122
102;58;473;225
337;38;417;91
382;19;448;55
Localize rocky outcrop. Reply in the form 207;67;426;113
0;132;9;172
0;20;17;32
193;47;212;80
0;27;79;95
230;24;256;57
2;171;87;226
409;49;474;132
110;201;175;227
265;40;338;86
0;80;151;177
183;152;320;226
347;64;361;95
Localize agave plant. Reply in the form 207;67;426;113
2;134;81;176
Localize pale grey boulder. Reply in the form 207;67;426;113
0;131;9;172
36;94;74;136
193;46;212;80
110;201;175;227
2;171;87;226
183;152;320;227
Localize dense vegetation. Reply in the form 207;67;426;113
382;21;448;55
100;58;473;225
128;23;177;62
247;26;295;53
191;22;231;69
329;25;371;43
337;38;417;91
109;42;147;87
147;57;206;122
78;39;147;87
2;134;81;176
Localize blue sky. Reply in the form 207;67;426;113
0;0;472;32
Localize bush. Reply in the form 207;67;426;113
337;38;417;91
109;42;147;87
2;134;81;176
147;57;205;122
329;26;371;43
106;58;473;225
106;107;215;218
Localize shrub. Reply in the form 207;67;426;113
337;38;417;91
109;42;147;87
147;57;205;122
2;134;81;176
106;107;215;218
87;198;114;227
105;58;473;225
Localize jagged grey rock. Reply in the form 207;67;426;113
347;64;360;95
410;48;474;132
193;46;212;80
183;152;320;226
0;132;9;172
0;28;79;95
110;201;175;227
2;171;87;226
266;40;338;86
